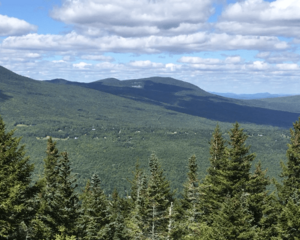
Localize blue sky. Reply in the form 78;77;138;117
0;0;300;94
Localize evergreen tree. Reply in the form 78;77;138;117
56;151;80;237
277;191;300;239
78;174;110;240
211;193;256;240
201;125;229;223
246;162;270;228
126;163;148;239
107;189;130;240
145;153;174;239
226;122;255;196
178;155;203;238
277;118;300;204
275;118;300;240
31;138;79;239
0;116;37;239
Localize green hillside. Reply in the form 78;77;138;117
0;65;296;193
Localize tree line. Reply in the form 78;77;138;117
1;115;300;240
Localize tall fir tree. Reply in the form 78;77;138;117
277;118;300;204
31;138;79;239
277;191;300;240
0;116;37;239
226;122;256;196
275;118;300;240
211;193;256;240
126;163;148;239
145;153;174;239
78;174;110;240
178;155;203;238
56;151;80;237
246;162;270;228
201;124;229;223
107;189;130;240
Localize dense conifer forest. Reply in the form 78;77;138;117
2;114;300;240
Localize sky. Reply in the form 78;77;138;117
0;0;300;94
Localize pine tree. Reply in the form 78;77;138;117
126;163;148;239
78;174;110;240
201;125;229;223
275;118;300;239
145;153;174;239
107;189;130;240
0;116;37;239
211;193;256;240
226;122;255;196
277;118;300;204
31;139;79;239
56;151;80;237
277;191;300;239
178;155;203;238
246;162;270;228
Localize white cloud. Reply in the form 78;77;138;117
256;52;300;63
276;63;299;70
216;0;300;38
0;14;37;36
50;0;213;37
73;62;91;69
130;60;164;68
81;55;114;62
1;32;290;55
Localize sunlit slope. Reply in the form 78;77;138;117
245;95;300;114
0;66;217;130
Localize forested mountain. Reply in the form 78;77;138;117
46;75;299;128
0;65;298;194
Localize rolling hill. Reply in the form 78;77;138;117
0;65;298;193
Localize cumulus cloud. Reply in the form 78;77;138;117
81;55;114;62
1;31;290;54
256;52;300;63
0;14;37;36
50;0;213;37
216;0;300;38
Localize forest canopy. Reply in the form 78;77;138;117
1;115;300;239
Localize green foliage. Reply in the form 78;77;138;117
226;122;256;196
78;174;110;240
144;153;174;239
0;115;37;239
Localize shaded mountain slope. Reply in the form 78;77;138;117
47;75;299;128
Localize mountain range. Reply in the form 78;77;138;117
0;65;298;192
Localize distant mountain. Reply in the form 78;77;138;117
0;65;298;194
46;76;300;128
210;92;294;100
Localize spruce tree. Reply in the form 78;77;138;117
275;118;300;239
78;174;110;240
246;162;270;228
107;189;130;240
277;191;300;239
126;163;148;239
56;151;80;237
226;122;255;196
0;116;37;239
277;118;300;204
178;155;203;238
145;153;174;239
211;193;256;240
201;124;229;223
31;138;79;239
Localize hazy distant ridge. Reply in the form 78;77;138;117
211;92;294;100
